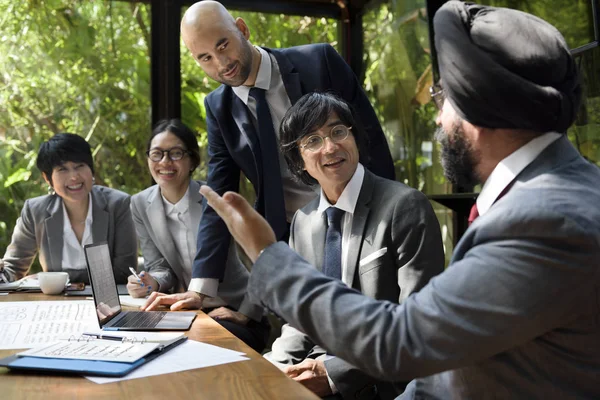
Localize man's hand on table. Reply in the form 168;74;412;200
283;359;333;397
207;306;249;326
199;185;276;262
141;290;205;311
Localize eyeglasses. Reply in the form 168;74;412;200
430;84;445;110
146;147;189;162
299;125;352;152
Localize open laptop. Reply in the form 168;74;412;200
84;242;196;331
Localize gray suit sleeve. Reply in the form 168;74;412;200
130;198;176;292
2;200;37;281
264;324;315;365
110;195;138;284
249;206;599;382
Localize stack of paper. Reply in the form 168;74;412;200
85;340;249;384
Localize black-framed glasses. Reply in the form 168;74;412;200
299;125;352;152
146;147;189;162
430;84;445;110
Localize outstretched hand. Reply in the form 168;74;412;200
199;185;276;262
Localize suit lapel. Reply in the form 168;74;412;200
45;196;64;271
91;187;109;245
268;48;303;105
310;209;327;272
188;180;203;237
146;187;178;267
344;171;374;287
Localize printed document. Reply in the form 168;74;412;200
0;301;98;349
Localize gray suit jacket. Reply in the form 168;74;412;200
265;170;444;399
249;136;600;399
2;185;136;284
130;180;263;320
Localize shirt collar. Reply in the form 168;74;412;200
161;186;190;215
232;46;272;105
62;192;93;233
317;163;365;215
477;132;561;216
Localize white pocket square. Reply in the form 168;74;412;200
359;247;388;267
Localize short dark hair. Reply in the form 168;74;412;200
148;119;200;174
36;133;94;185
279;92;369;186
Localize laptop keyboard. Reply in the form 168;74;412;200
111;311;167;328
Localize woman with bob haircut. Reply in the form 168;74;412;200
0;133;137;284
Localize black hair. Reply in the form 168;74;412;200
36;133;95;185
279;92;370;186
148;119;201;174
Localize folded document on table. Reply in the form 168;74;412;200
0;333;187;377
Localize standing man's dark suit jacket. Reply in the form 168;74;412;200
265;169;444;399
194;43;395;282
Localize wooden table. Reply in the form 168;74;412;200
0;293;318;399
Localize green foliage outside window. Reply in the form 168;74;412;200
0;0;152;254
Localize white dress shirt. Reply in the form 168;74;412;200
477;132;561;216
316;163;365;285
164;187;225;307
189;47;319;299
314;163;365;393
162;187;194;288
61;193;93;271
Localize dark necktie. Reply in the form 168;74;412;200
323;207;345;280
248;87;287;239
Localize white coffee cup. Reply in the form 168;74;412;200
38;272;69;295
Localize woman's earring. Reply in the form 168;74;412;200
47;186;55;196
92;177;96;184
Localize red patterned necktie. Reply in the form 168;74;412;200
468;203;479;226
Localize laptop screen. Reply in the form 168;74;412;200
84;243;122;325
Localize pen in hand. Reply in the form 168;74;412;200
129;267;140;280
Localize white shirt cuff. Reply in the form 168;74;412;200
317;354;339;395
188;278;219;298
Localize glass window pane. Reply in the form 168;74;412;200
571;46;600;167
0;1;151;253
363;1;453;263
476;0;596;50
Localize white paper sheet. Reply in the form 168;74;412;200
0;301;99;349
118;295;147;308
20;339;160;362
85;340;248;384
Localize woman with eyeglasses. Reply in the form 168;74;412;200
128;119;270;352
0;133;137;284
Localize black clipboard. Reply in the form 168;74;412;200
0;337;187;377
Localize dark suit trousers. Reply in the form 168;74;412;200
205;306;271;353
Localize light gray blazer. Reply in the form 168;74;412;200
2;185;136;284
130;180;263;320
265;170;444;399
249;136;600;399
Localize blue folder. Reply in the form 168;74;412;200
0;337;187;377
